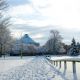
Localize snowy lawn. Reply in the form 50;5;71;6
0;56;80;80
0;56;66;80
0;56;34;72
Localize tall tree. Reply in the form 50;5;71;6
68;38;79;56
45;30;62;54
0;0;11;57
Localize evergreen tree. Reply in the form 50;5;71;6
69;38;79;56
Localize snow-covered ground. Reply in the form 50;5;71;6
0;56;68;80
0;56;34;73
0;56;80;80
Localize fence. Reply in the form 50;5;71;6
46;56;80;80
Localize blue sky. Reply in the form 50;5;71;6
7;0;80;45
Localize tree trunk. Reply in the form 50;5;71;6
0;44;3;57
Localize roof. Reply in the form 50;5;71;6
21;34;36;44
16;34;39;46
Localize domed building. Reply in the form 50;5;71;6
10;34;39;56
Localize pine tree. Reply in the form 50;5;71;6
69;38;79;56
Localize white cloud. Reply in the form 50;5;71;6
11;18;27;24
9;0;80;44
32;34;44;39
9;0;80;28
9;4;34;17
37;0;80;28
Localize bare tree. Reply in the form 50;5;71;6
0;19;11;57
0;0;11;57
45;30;62;54
0;0;8;10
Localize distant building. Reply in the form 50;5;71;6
20;34;39;46
10;34;39;56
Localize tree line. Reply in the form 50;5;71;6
0;0;80;57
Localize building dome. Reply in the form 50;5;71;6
20;34;39;46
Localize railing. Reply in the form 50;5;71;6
46;56;80;80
